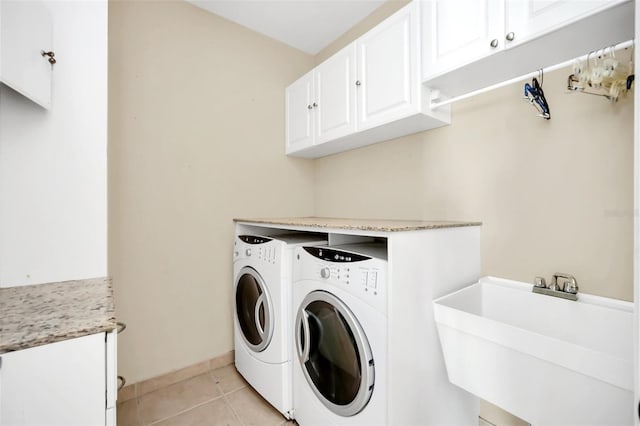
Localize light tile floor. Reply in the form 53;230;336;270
117;365;295;426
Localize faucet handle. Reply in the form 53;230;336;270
534;276;547;288
552;273;578;293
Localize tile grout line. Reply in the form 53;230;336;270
211;369;247;426
135;394;143;426
133;365;250;426
141;370;228;426
144;393;227;426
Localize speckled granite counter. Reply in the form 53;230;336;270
0;277;115;354
234;217;481;232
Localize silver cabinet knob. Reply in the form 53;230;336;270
320;267;330;279
245;248;251;257
355;80;361;86
490;39;499;48
505;32;515;41
307;104;313;110
312;102;318;108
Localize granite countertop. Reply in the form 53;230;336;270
234;217;482;232
0;277;115;354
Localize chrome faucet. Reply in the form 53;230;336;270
532;273;578;301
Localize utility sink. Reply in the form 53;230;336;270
433;276;633;425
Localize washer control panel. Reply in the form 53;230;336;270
296;246;387;314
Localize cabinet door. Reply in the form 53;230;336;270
422;0;504;80
0;0;53;109
285;71;314;154
314;43;357;144
0;334;105;426
357;2;421;131
506;0;626;47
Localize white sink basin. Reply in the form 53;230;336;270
433;276;633;425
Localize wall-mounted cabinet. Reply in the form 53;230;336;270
285;1;450;159
286;43;358;154
0;0;53;109
422;0;634;99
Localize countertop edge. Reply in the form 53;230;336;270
233;217;482;232
0;322;117;354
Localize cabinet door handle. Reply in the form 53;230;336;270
307;104;313;110
41;50;56;65
505;32;515;42
355;80;361;86
490;39;499;48
312;102;318;108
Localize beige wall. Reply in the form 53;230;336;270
313;4;633;425
108;0;315;384
314;72;633;301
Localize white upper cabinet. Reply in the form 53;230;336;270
315;44;357;144
422;0;634;98
0;0;53;109
285;1;450;158
422;0;504;79
505;0;625;46
285;71;314;154
357;4;418;130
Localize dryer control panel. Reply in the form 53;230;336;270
234;235;278;265
295;246;387;314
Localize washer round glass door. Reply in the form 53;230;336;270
296;290;375;417
235;266;274;352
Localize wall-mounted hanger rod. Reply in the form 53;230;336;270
430;39;634;109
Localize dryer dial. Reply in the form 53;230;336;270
320;267;331;279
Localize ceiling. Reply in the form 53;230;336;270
185;0;385;55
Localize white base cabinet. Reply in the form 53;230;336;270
285;1;450;159
0;332;117;426
0;0;53;109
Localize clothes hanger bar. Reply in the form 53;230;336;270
430;39;634;109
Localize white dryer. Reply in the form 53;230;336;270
292;243;388;426
233;233;327;419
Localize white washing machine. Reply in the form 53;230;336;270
233;233;327;419
292;243;388;426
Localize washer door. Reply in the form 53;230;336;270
235;266;274;352
296;290;375;417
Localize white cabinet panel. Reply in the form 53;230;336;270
506;0;626;47
106;330;117;409
422;0;503;79
358;1;419;130
0;0;53;109
0;334;106;426
315;44;357;144
285;71;314;154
